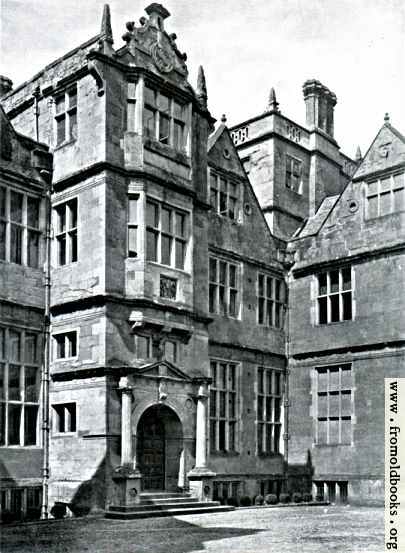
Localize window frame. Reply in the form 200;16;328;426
209;360;239;454
209;169;241;221
314;363;353;446
143;85;187;152
316;267;353;325
257;273;286;329
285;154;303;194
209;256;241;319
164;339;179;364
54;197;78;266
145;198;189;271
256;367;283;455
52;330;78;361
134;334;153;360
0;327;41;447
52;402;77;435
54;85;78;147
365;172;405;219
0;185;42;268
127;194;139;258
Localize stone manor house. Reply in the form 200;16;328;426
1;3;404;520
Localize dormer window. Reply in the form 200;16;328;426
143;86;186;151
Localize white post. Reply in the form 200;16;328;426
119;377;133;466
195;384;208;469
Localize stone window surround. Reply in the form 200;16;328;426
127;194;139;258
213;480;240;502
133;331;182;365
313;363;353;446
316;266;353;325
0;184;42;268
145;197;189;271
0;326;41;447
52;329;79;361
53;84;78;148
53;197;78;267
133;78;190;153
51;401;77;435
0;486;42;520
285;153;303;194
208;255;241;319
365;172;405;219
256;367;283;455
209;359;239;454
257;272;286;329
313;480;348;503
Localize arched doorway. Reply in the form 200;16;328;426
136;404;183;491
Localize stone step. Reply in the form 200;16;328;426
108;500;219;513
139;492;192;500
105;504;234;520
137;497;200;506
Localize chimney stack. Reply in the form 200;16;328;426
0;76;13;98
303;79;336;137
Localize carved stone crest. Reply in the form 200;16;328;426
150;42;173;73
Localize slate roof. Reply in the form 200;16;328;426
297;195;340;238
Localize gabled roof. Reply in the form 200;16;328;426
354;120;405;181
207;123;227;153
296;195;340;239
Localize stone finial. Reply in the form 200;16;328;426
221;114;227;124
145;3;170;30
196;65;208;109
99;4;114;56
355;145;362;163
384;112;390;124
267;87;280;113
0;75;13;98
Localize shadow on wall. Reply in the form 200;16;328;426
287;450;314;495
52;455;108;518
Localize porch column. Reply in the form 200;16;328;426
195;384;208;469
119;377;133;466
187;381;215;501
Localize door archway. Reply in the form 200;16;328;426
136;404;183;491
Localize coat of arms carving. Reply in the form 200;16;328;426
150;42;174;73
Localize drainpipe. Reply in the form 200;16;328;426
41;173;52;519
33;144;53;519
33;86;40;142
283;259;293;493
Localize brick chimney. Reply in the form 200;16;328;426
303;79;336;137
0;76;13;98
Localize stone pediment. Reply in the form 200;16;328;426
136;360;192;381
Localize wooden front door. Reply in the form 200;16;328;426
138;409;165;490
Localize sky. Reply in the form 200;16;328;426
1;0;405;157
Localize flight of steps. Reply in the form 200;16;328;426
105;491;234;519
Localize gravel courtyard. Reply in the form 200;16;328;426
1;505;383;553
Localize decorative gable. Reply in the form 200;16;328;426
208;124;246;179
118;3;189;84
354;121;405;180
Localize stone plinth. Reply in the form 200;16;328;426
112;466;143;506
